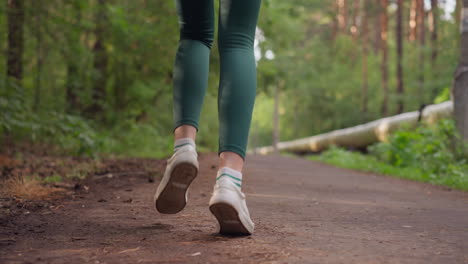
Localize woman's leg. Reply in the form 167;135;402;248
173;0;214;134
217;0;262;170
208;0;261;236
154;0;214;215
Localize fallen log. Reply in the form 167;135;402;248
254;101;453;154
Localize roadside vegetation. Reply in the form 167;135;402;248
310;119;468;191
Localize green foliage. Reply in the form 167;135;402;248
1;79;175;158
250;94;274;147
98;121;172;158
1;82;97;156
370;119;468;184
310;146;425;180
434;87;451;104
0;88;173;158
0;81;29;132
311;120;468;191
0;0;462;160
252;1;459;145
43;174;62;183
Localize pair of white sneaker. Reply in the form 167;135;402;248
153;144;254;235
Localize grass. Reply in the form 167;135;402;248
0;152;101;201
309;147;468;191
42;175;63;183
1;177;66;200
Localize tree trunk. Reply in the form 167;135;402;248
33;0;43;111
351;0;360;39
430;0;438;65
256;102;454;154
409;0;418;42
337;0;347;33
114;63;129;113
429;0;439;99
66;62;80;113
373;4;381;55
396;0;405;114
331;0;339;40
453;0;468;140
272;84;280;153
6;0;25;84
361;0;369;113
380;0;389;116
63;1;83;114
89;0;108;116
455;0;462;30
417;0;426;105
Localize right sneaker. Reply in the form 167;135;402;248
209;170;254;235
154;144;198;214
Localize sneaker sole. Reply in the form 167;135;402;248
156;162;198;214
209;202;252;235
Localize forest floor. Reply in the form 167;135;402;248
0;153;467;264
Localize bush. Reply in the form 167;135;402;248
98;121;172;158
311;119;468;191
1;85;98;157
370;119;467;183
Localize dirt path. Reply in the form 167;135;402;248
1;154;467;264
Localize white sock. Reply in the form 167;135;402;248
174;138;195;152
216;167;243;188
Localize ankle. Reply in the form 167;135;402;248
174;125;197;141
219;152;244;172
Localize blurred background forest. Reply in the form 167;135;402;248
0;0;464;159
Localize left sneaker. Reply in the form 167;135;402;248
209;168;254;235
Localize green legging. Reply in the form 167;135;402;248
173;0;261;159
